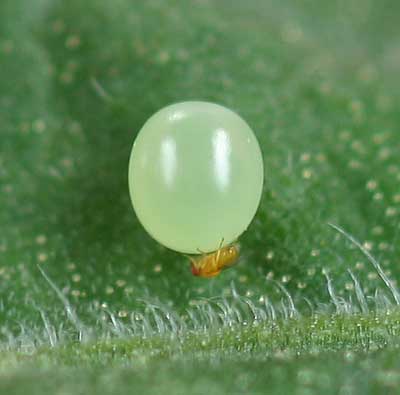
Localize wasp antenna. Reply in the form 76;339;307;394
196;248;207;256
213;238;225;263
182;253;197;264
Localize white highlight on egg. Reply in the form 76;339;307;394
160;136;177;188
212;128;231;191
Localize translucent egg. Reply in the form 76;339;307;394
128;101;264;254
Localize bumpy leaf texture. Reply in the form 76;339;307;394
1;0;400;327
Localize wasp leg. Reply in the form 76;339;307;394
214;237;225;264
183;254;197;266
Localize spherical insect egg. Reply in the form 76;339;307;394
128;101;264;273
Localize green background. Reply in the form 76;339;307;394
1;0;400;393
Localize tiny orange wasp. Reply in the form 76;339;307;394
187;239;240;278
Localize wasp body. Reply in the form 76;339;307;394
189;243;239;278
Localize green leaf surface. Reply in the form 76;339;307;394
1;0;400;393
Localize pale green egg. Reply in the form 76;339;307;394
128;101;264;254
